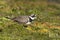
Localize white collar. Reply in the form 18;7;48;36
29;16;35;20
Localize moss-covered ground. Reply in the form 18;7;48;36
0;0;60;40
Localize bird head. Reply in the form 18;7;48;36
29;14;36;20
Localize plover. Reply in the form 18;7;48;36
6;14;36;25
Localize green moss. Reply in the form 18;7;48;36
0;0;60;40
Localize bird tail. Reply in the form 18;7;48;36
5;16;17;21
5;16;13;20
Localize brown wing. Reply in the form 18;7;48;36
13;16;29;23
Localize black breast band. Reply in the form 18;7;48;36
29;17;33;22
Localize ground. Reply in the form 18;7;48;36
0;0;60;40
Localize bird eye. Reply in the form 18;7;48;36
32;16;35;17
32;15;36;17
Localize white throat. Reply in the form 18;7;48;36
29;16;36;20
29;16;35;20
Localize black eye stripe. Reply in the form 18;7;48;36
31;15;35;17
